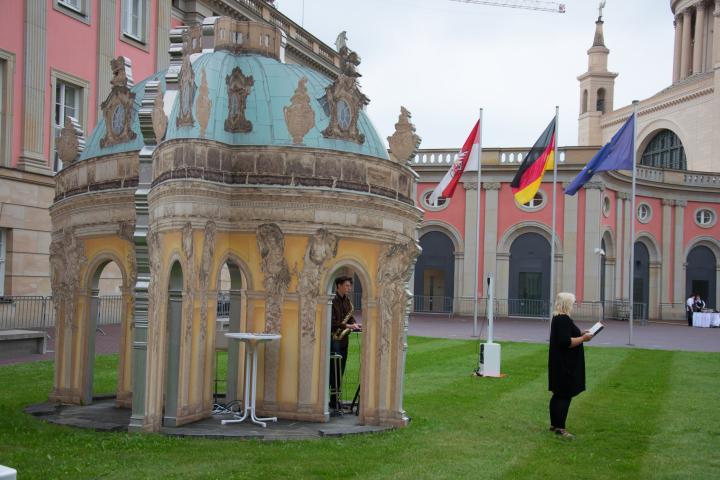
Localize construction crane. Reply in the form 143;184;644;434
448;0;566;14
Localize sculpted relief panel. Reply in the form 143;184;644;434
257;223;292;334
297;229;339;342
376;241;420;355
49;228;87;330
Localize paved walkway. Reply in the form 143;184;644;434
408;314;720;352
1;315;718;367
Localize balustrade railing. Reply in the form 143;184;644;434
410;296;647;323
0;295;122;330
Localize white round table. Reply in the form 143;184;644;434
221;332;281;428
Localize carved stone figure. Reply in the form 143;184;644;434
181;222;195;343
147;227;162;355
49;228;87;330
224;67;254;133
387;107;422;164
198;221;216;341
176;55;196;128
284;77;315;144
339;46;362;78
197;70;212;137
376;241;420;355
297;229;338;342
335;31;348;52
257;223;291;334
56;116;85;166
100;56;137;148
152;87;168;142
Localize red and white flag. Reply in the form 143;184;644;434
428;120;481;206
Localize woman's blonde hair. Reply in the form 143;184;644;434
553;292;576;316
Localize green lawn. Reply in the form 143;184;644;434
1;338;719;479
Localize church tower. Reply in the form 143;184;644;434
577;6;618;145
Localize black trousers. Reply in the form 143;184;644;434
329;340;348;408
549;393;572;429
687;310;693;326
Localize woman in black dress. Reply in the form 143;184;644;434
548;292;593;438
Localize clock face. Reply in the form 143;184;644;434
111;105;125;134
336;99;351;130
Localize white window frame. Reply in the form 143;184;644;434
517;190;547;212
637;203;652;224
0;229;6;297
695;208;717;228
0;49;15;168
53;0;91;24
122;0;148;43
421;189;450;211
50;70;89;173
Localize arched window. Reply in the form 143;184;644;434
582;89;588;114
640;129;687;170
596;88;606;113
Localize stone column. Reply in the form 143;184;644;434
156;0;172;70
583;182;604;302
495;253;510;301
694;2;707;75
226;289;242;403
714;1;720;68
673;14;683;82
562;185;579;293
482;182;501;297
649;262;661;320
673;200;687;304
83;289;101;405
681;8;693;78
661;199;674;312
18;0;49;172
97;0;116;119
462;182;479;300
614;192;628;299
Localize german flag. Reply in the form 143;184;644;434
510;118;556;205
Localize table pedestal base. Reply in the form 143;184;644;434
221;336;278;428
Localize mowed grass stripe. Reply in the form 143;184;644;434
502;348;674;480
639;351;720;479
485;346;632;480
405;341;547;402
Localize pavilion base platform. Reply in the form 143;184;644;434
25;398;393;440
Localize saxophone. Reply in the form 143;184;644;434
332;300;355;341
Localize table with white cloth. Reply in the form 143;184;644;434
221;332;281;427
692;312;720;327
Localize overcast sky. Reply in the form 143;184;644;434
273;0;673;149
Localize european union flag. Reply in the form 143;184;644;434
564;114;635;196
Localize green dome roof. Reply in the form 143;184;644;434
80;51;388;161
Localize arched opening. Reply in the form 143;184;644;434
596;88;606;113
633;242;650;320
640;129;687;170
325;263;370;420
84;259;126;405
414;231;455;313
686;246;716;309
508;233;551;317
215;259;247;405
582;89;588;114
164;261;184;426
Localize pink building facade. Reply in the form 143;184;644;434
412;4;720;321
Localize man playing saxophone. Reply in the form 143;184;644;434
330;275;361;410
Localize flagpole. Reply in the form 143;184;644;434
549;106;559;323
628;100;639;346
472;108;484;337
